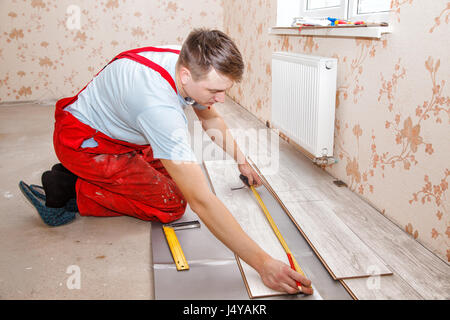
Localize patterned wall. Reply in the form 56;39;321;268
1;0;448;263
223;0;450;263
0;0;223;102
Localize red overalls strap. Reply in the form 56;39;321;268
70;46;180;103
55;47;181;153
111;51;178;93
53;47;187;223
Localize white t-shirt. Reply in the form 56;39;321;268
65;45;198;162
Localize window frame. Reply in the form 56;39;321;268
347;0;391;23
276;0;391;27
276;0;302;27
299;0;348;19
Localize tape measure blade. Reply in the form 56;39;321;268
250;186;309;280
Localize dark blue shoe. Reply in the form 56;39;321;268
28;184;78;212
18;181;76;227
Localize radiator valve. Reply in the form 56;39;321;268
314;156;337;166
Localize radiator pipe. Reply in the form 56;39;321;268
266;121;337;167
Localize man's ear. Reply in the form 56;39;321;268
179;66;192;85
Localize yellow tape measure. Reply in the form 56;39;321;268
162;225;189;271
249;185;307;278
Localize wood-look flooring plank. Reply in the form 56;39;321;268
203;160;319;298
314;182;450;300
252;166;429;299
251;161;393;280
341;274;424;300
285;200;393;279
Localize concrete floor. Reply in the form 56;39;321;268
0;102;153;299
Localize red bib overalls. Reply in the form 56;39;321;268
53;47;187;223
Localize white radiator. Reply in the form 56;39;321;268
271;52;337;159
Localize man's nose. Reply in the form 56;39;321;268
214;92;225;103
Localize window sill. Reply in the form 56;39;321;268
269;24;392;39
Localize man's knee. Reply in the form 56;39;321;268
167;200;188;222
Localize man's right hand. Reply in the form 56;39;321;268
258;257;314;295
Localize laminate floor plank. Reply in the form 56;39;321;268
285;200;392;279
244;165;427;299
250;160;393;279
341;274;424;300
314;182;450;299
204;160;289;298
203;160;321;299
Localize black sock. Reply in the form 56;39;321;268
42;170;77;208
51;163;77;178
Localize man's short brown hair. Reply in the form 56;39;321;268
178;29;244;82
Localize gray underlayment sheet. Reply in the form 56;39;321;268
151;164;351;300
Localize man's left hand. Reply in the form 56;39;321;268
238;162;263;187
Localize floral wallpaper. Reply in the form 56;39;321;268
0;0;223;102
223;0;450;263
1;0;448;263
